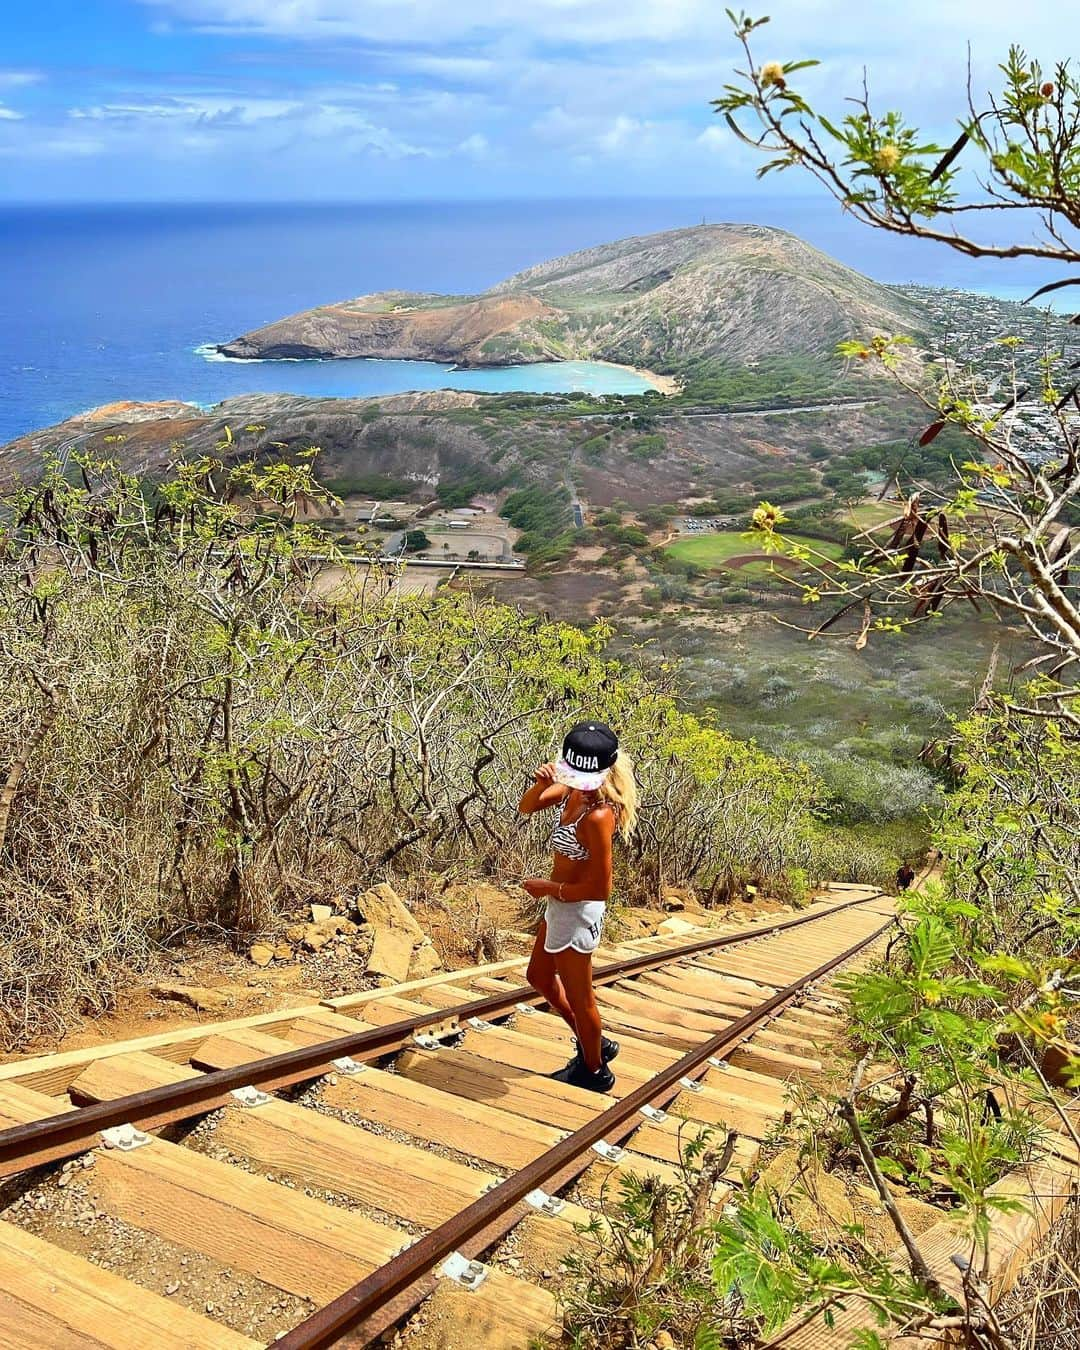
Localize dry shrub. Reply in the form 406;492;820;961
0;456;830;1044
997;1199;1080;1350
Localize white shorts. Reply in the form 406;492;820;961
543;900;606;955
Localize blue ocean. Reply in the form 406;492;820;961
0;197;1066;445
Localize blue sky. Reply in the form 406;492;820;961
0;1;1064;201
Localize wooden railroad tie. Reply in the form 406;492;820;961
0;888;898;1349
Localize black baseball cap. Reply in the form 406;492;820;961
554;722;619;790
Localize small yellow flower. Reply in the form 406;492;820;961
873;143;902;173
752;500;787;532
1035;1010;1065;1038
759;61;786;89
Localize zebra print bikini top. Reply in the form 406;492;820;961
548;804;592;862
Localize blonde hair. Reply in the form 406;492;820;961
599;750;638;841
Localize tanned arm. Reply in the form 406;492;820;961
518;763;569;816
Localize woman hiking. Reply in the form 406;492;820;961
519;721;638;1093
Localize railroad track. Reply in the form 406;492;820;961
0;885;894;1349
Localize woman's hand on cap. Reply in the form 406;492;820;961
534;762;557;783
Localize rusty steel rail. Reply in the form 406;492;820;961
277;910;895;1349
0;891;885;1178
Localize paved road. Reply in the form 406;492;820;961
309;551;524;571
655;399;878;420
563;444;586;530
568;398;879;422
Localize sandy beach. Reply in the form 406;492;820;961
595;360;681;396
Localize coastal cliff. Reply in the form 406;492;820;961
216;223;926;375
218;292;563;366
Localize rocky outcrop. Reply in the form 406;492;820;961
0;390;496;490
151;982;236;1012
366;926;415;984
354;882;426;941
218;293;563;367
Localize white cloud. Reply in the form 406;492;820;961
299;105;434;157
697;125;727;152
531;106;584;141
533;104;731;164
10;0;1065;197
135;0;1066;58
402;55;497;82
0;70;41;124
0;70;43;90
137;0;714;45
60;91;436;160
595;115;644;154
70;95;303;125
457;132;490;159
0;132;105;158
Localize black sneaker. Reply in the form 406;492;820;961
569;1035;619;1065
564;1036;615;1069
549;1058;616;1093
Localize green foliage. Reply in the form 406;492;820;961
716;13;959;214
827;702;1080;1283
434;466;506;508
826;432;968;494
708;493;755;515
607;526;649;548
630;433;665;460
711;1181;932;1339
715;1185;862;1333
674;355;845;407
562;1132;745;1349
501;483;572;536
806;819;927;888
500;483;575;566
516;530;578;568
637;506;669;530
318;470;415;499
974;49;1080;208
402;528;431;553
681;26;1080;1343
803;751;943;826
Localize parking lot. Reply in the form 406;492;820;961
679;516;737;534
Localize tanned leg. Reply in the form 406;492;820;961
553;948;603;1071
526;923;579;1035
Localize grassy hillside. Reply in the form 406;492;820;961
492;224;928;385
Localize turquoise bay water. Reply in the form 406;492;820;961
1;199;1068;443
196;346;655;402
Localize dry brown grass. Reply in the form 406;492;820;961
998;1199;1080;1350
